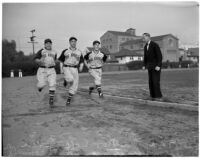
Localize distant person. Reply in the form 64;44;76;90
142;33;163;101
34;39;58;108
10;70;14;78
18;69;22;77
84;40;107;98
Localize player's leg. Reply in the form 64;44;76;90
88;69;96;95
66;68;79;106
90;69;103;97
95;69;103;98
63;67;74;88
36;68;47;92
47;68;57;107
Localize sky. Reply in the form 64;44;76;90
2;2;199;55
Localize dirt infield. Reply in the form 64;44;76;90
2;69;199;156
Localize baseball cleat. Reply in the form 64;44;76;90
66;98;71;106
49;97;54;108
38;88;43;92
66;101;71;106
89;87;94;95
99;93;104;98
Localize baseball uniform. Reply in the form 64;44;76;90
34;48;57;91
58;47;84;102
84;50;107;96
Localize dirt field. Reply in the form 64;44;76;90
2;68;199;156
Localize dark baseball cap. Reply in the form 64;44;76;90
93;40;100;45
44;39;52;44
69;37;77;41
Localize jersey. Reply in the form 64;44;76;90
84;51;107;68
58;48;84;66
34;48;57;67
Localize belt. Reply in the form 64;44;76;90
90;67;102;69
64;65;78;68
39;66;55;68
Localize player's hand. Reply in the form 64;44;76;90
142;66;146;70
155;66;160;71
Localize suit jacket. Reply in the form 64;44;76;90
143;41;162;70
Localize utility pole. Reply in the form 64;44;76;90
28;29;38;54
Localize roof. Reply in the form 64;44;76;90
86;47;110;55
107;31;137;37
114;49;143;58
120;34;179;46
187;47;199;57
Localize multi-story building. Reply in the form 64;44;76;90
100;28;142;54
120;34;179;62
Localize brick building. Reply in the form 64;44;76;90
120;34;179;62
100;28;142;54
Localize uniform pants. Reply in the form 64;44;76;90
37;68;56;91
148;69;162;98
63;67;79;95
89;68;102;86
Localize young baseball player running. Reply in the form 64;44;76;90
34;39;57;108
84;40;107;98
58;37;84;106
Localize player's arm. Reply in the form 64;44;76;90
34;49;44;66
83;52;91;69
79;54;84;72
102;53;107;63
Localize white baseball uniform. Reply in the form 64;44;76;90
34;48;57;91
84;50;107;86
58;48;84;95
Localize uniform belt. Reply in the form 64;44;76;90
39;66;55;68
64;65;78;68
90;67;102;69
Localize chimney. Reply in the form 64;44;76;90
126;28;136;36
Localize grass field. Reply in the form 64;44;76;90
2;68;199;156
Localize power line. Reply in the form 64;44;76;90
28;29;38;54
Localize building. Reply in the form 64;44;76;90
187;47;199;63
120;34;179;62
100;28;142;54
114;49;143;64
179;48;188;61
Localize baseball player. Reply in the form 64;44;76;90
58;37;84;106
34;39;57;107
84;40;107;98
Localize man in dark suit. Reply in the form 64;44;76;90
142;33;163;101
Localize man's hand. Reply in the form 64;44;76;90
35;59;44;66
142;66;146;70
155;66;161;71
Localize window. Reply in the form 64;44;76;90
130;45;133;49
168;39;174;47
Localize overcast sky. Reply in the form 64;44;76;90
2;2;199;55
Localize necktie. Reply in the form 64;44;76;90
147;43;149;50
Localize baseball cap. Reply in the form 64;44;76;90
44;39;52;44
93;40;100;45
69;37;77;41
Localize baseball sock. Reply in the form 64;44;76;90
96;85;102;95
49;90;55;99
67;93;73;102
